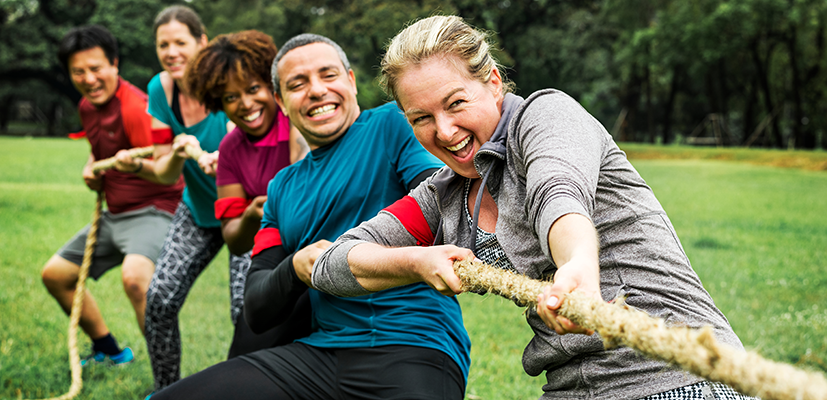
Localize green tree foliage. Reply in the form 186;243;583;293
0;0;171;135
3;0;827;148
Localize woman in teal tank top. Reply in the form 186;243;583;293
140;5;249;393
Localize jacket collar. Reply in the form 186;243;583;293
476;92;524;160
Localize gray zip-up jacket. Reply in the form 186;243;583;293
314;90;743;400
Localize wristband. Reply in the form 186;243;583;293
214;197;253;219
252;228;282;256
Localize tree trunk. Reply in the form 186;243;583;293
662;66;681;145
645;63;654;143
620;66;644;142
0;94;15;134
750;39;782;148
786;27;804;149
743;78;757;146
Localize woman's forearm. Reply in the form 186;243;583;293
152;145;187;185
221;215;259;255
346;243;422;291
547;213;600;270
346;242;472;296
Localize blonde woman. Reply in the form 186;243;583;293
314;15;753;400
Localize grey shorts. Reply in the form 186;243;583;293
57;206;173;280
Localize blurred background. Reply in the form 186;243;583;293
2;0;827;150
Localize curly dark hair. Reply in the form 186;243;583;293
187;30;277;112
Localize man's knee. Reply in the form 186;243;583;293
41;255;79;291
122;254;154;301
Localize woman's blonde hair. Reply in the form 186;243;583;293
380;15;513;103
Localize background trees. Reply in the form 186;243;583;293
2;0;826;149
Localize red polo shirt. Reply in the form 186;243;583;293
78;77;183;214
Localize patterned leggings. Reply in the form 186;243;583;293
145;203;252;391
640;381;758;400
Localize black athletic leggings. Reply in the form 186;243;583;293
152;342;465;400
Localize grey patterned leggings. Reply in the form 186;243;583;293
145;203;251;391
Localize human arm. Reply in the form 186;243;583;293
536;213;600;335
312;181;464;296
344;243;472;296
82;153;103;191
244;240;330;333
148;118;190;185
197;151;219;177
514;91;611;335
216;183;264;255
111;148;165;183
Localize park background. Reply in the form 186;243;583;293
1;0;826;399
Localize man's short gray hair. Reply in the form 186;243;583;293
271;33;351;96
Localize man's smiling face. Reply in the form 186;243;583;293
275;42;360;149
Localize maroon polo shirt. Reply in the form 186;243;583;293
215;108;291;198
78;77;183;214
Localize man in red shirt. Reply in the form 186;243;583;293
41;25;184;366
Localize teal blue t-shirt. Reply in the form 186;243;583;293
261;102;471;381
147;74;229;228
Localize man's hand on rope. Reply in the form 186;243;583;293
537;259;601;336
294;240;333;286
112;149;142;173
82;164;103;191
198;151;219;177
172;134;201;159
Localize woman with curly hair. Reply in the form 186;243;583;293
187;29;307;357
141;7;302;393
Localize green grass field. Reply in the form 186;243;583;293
1;137;825;399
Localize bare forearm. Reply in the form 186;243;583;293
130;159;168;184
547;213;600;270
539;213;602;334
152;148;186;184
347;243;423;291
346;242;471;296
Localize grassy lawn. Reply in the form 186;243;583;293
1;137;825;399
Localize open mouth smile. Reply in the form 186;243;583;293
309;104;336;117
242;110;262;122
446;136;470;152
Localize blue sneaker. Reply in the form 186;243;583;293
80;347;134;367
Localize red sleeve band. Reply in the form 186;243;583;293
383;196;434;246
68;131;87;139
252;227;282;256
214;197;252;220
151;127;174;144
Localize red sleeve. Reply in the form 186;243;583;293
68;131;87;139
383;196;434;246
152;127;174;144
252;227;282;256
215;197;252;220
118;80;154;148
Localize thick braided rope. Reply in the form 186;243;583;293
30;192;103;400
89;139;206;174
454;258;827;400
181;142;205;161
90;146;154;173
